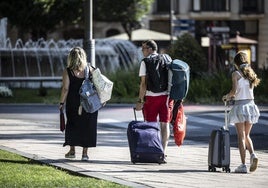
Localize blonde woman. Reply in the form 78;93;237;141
222;51;260;173
59;47;97;161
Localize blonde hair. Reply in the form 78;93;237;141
67;47;87;71
234;51;260;88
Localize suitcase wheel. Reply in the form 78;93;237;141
208;166;216;172
223;167;231;173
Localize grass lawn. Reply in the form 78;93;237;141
0;149;127;188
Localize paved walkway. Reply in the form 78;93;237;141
0;105;268;187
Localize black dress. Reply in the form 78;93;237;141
63;68;98;148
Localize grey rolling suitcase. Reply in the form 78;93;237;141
208;102;231;173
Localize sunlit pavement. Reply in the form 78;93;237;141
0;104;268;187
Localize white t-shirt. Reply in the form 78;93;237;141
139;53;169;96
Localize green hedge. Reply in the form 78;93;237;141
108;68;268;104
0;68;267;105
186;71;232;103
107;65;140;103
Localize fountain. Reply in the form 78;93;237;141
0;38;142;88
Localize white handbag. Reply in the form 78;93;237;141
92;68;113;104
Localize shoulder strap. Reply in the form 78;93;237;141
235;70;243;78
84;66;89;80
161;54;172;64
153;54;171;65
144;55;160;68
143;56;152;64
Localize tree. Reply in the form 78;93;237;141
0;0;84;41
0;0;153;41
0;0;44;40
169;33;208;78
94;0;154;40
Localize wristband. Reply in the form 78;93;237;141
60;102;64;105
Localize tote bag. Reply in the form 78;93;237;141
92;68;113;104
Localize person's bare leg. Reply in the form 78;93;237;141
234;123;248;173
235;123;246;164
82;147;89;161
160;122;170;154
70;146;75;153
244;121;258;172
244;122;254;154
82;147;88;156
65;146;75;158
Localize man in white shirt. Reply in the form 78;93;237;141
136;40;173;161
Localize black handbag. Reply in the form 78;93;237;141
60;108;65;132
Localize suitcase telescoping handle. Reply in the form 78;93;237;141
224;101;229;130
133;107;145;121
133;107;137;121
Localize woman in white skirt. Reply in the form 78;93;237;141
222;51;260;173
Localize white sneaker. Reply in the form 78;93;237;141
234;164;247;173
250;153;258;172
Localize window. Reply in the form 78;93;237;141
156;0;170;13
193;0;230;12
193;0;201;11
240;0;264;14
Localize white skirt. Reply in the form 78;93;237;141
228;100;260;125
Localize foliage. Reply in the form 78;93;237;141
47;0;84;26
0;86;13;97
0;0;84;40
186;71;232;103
0;149;126;188
168;33;208;78
0;69;267;105
0;0;45;39
107;65;140;103
0;88;60;104
38;86;48;97
186;69;268;104
94;0;154;40
254;68;268;104
0;0;153;41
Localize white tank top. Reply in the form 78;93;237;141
235;71;254;100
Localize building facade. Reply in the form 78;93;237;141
142;0;268;69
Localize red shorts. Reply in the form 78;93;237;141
143;95;174;123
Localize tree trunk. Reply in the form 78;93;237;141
122;22;132;41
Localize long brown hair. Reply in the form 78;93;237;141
234;51;260;88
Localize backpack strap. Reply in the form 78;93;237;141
84;66;89;80
161;54;172;64
84;65;94;80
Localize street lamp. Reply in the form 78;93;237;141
84;0;95;67
170;0;174;44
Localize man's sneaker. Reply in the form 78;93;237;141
250;153;258;172
234;164;247;173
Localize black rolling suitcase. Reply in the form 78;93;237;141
127;108;165;164
208;102;231;173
